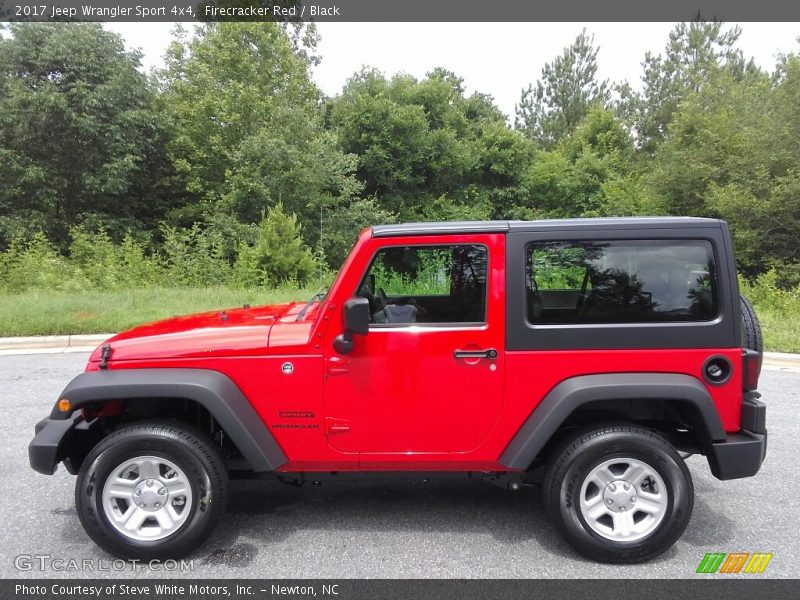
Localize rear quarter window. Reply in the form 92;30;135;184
526;240;718;324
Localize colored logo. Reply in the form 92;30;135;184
696;552;773;574
281;362;294;375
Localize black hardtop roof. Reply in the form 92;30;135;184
371;217;724;238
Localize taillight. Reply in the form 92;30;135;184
743;349;762;392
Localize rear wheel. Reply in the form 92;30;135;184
75;420;227;559
543;424;693;563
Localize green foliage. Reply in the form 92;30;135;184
69;227;162;289
370;248;452;296
739;270;800;352
531;246;591;289
517;107;649;219
117;234;165;288
161;224;232;287
159;23;318;203
516;29;609;149
0;228;162;292
0;207;318;293
0;23;173;248
160;22;363;264
329;68;536;222
0;233;75;292
648;58;800;277
233;203;317;287
320;198;396;268
619;22;755;153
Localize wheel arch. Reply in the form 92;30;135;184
46;368;286;473
499;373;726;470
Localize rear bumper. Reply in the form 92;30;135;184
707;396;767;480
28;414;82;475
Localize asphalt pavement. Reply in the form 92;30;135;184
3;352;798;579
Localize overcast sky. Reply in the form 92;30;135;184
106;22;799;118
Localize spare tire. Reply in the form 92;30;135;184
740;294;763;354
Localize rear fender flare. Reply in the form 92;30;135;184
499;373;725;470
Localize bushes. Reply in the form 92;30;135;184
739;269;800;314
161;225;232;287
0;233;76;292
0;206;321;293
740;270;800;352
69;228;163;289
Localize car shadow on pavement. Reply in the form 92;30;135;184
197;478;684;569
195;478;561;568
51;476;716;571
680;497;737;548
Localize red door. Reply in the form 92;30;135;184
323;234;505;458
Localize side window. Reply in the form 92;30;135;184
527;240;718;324
357;245;488;325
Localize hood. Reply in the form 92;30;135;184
89;302;297;363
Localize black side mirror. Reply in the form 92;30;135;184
333;297;370;354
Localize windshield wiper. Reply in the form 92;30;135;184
296;290;327;321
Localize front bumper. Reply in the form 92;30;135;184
29;413;84;475
707;395;767;480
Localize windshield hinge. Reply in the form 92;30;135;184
98;344;113;369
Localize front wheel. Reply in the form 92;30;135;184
543;424;693;563
75;420;228;560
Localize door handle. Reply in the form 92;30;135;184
453;348;498;360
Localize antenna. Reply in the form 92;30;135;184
317;203;324;283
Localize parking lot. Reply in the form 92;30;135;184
3;352;798;579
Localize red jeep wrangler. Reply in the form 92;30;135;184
29;217;767;563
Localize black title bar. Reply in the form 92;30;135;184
2;0;800;22
4;579;800;600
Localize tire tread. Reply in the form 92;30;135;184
740;294;763;354
75;419;228;560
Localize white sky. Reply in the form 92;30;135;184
107;22;799;118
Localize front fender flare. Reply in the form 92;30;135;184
498;373;726;470
46;368;286;472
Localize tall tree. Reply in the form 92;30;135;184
330;67;535;221
648;60;800;278
621;21;755;153
0;23;170;247
159;23;362;258
517;107;649;220
515;29;609;149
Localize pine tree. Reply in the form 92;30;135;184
515;29;609;149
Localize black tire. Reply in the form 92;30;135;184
543;424;693;563
740;294;763;354
75;420;228;560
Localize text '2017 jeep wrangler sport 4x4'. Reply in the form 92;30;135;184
29;217;767;563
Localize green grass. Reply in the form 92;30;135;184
0;287;313;337
739;271;800;354
749;306;800;353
